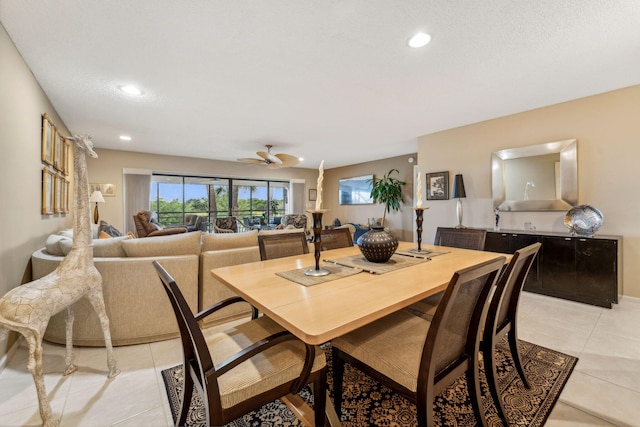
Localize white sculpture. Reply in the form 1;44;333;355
0;135;119;427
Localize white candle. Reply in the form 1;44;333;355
315;160;324;210
416;171;423;208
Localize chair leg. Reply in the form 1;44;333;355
508;330;530;389
331;347;345;420
177;365;194;427
483;339;509;427
313;369;327;427
466;360;488;427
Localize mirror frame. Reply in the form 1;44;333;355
492;139;577;211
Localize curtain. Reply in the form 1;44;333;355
123;173;151;234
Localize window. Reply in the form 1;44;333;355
150;174;289;229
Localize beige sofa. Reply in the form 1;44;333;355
31;229;303;346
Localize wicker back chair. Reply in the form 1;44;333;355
434;227;486;250
258;232;309;260
481;242;541;426
319;227;353;250
331;256;505;427
153;261;327;427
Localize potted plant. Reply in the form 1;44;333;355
357;169;406;262
369;168;406;227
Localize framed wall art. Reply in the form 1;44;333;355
89;183;116;197
62;138;71;176
309;188;317;201
426;171;449;200
53;129;64;172
42;168;55;214
41;113;54;166
339;174;374;205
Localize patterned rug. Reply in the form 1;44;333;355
162;339;577;426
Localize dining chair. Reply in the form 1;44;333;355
331;256;505;427
407;227;488;319
481;242;541;426
434;227;486;250
258;231;309;260
319;227;353;250
153;261;327;427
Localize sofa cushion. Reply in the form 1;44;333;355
58;235;132;257
202;229;258;252
99;220;123;237
122;231;202;257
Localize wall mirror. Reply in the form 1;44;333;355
492;139;577;211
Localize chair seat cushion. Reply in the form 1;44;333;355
332;310;431;392
206;316;326;409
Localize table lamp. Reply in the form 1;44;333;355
89;190;105;224
452;174;466;228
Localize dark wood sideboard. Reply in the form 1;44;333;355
484;230;622;308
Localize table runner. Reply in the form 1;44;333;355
324;252;432;274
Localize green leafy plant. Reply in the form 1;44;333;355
369;169;406;226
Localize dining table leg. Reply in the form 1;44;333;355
282;391;342;427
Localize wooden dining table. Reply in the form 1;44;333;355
210;241;508;426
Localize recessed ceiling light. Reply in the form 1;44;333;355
119;135;132;141
408;32;431;48
298;157;304;162
119;85;142;95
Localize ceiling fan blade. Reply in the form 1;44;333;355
266;162;284;169
275;153;299;167
237;158;265;164
256;151;269;160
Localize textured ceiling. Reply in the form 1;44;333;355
2;1;639;169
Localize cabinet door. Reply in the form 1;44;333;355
485;232;510;253
541;236;576;296
576;238;617;304
510;234;541;290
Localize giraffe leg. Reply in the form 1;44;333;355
86;286;120;378
63;305;77;376
25;331;60;427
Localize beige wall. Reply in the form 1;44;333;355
87;149;321;232
418;85;640;298
0;23;73;357
323;154;417;242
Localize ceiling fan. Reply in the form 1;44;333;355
237;145;300;169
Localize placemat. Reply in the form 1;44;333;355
276;264;363;287
324;252;430;274
395;249;450;258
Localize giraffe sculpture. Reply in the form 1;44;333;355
0;135;119;427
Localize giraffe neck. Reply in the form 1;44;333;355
72;143;93;248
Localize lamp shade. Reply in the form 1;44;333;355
452;174;466;199
90;190;105;203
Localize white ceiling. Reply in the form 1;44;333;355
2;1;639;169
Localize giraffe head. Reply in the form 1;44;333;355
69;134;98;158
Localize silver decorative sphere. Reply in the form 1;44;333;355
564;205;603;236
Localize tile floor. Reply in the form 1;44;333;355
0;292;639;426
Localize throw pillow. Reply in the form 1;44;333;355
99;231;112;239
202;229;258;252
45;234;69;256
99;220;123;237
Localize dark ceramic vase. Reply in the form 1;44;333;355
356;226;398;263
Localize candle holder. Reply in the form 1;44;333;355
410;207;429;254
304;209;330;277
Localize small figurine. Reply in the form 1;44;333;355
494;208;501;231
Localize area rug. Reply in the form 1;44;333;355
162;339;577;426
